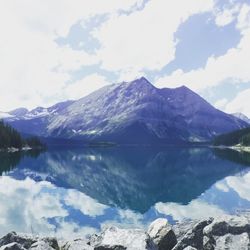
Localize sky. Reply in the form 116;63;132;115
0;0;250;116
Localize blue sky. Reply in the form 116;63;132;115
0;0;250;116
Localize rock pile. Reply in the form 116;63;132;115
0;215;250;249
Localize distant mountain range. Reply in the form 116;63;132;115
2;77;249;144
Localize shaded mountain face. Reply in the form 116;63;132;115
4;77;248;144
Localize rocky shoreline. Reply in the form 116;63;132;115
1;215;250;249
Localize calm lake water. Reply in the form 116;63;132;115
0;147;250;238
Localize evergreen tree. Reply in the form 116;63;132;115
0;120;45;149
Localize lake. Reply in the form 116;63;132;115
0;147;250;239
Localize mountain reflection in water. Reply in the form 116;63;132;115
0;147;249;238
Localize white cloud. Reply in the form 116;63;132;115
155;199;226;221
219;171;250;201
0;176;106;238
155;3;250;102
215;5;239;27
32;193;68;219
237;4;250;32
156;30;250;92
214;98;229;110
53;220;98;240
65;74;110;100
225;88;250;117
215;182;230;192
100;209;145;230
0;0;143;111
117;70;145;83
1;0;248;112
0;177;63;236
94;0;214;74
65;189;108;217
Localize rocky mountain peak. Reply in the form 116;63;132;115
3;78;249;143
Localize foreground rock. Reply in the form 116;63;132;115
147;218;177;250
173;215;250;250
90;226;157;250
1;215;250;249
0;232;59;250
60;239;92;250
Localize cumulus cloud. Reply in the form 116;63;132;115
224;171;250;201
0;177;62;236
100;209;145;230
0;175;160;238
215;5;240;27
155;3;250;94
155;200;226;221
156;32;250;93
237;4;250;32
94;0;214;74
0;0;143;110
65;189;108;217
0;176;106;238
1;0;248;113
215;182;230;193
53;220;98;240
65;74;110;100
225;88;250;116
214;98;229;110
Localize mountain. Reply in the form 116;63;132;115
8;100;74;120
9;108;29;117
213;127;250;146
3;77;248;144
5;100;75;136
232;112;250;124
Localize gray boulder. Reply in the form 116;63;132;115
147;218;177;250
30;241;55;250
203;215;250;249
61;239;93;250
0;232;36;249
183;247;197;250
203;215;250;236
173;218;213;250
215;233;250;250
0;232;59;250
30;238;59;250
173;221;197;242
172;215;250;250
0;242;25;250
214;233;250;250
92;226;157;250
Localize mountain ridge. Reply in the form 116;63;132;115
232;112;250;124
3;77;249;144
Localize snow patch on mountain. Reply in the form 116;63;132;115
232;112;250;124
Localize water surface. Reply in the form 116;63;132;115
0;147;250;238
